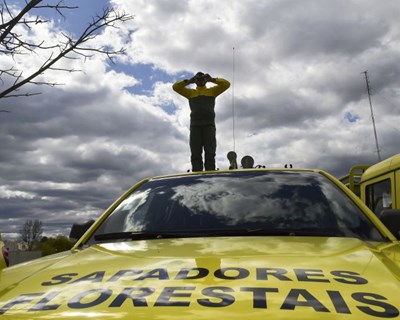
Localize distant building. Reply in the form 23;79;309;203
4;240;29;251
4;240;41;266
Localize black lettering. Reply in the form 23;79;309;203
107;269;143;282
175;268;209;280
0;293;43;315
41;273;78;286
214;268;249;280
198;287;235;307
331;270;368;285
70;271;105;284
352;292;399;318
327;290;351;314
294;269;330;283
109;287;155;307
68;289;112;309
135;268;169;281
154;287;195;306
240;287;278;308
281;289;330;312
29;291;61;311
256;268;292;281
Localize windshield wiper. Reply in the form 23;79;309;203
94;228;342;242
94;229;266;241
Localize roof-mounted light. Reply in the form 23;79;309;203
227;151;238;169
241;156;254;169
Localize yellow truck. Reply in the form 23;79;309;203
340;153;400;238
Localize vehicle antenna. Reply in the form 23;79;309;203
362;70;381;162
231;47;236;152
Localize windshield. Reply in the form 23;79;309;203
89;171;385;242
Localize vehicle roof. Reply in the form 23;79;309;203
148;167;324;181
361;153;400;183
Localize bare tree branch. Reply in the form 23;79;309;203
0;0;134;99
19;219;43;251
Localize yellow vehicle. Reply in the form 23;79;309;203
340;153;400;237
1;168;400;319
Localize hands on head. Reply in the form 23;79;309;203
188;72;215;85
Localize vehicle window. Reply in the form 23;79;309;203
366;178;392;216
90;171;385;242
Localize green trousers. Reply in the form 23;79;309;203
190;126;216;171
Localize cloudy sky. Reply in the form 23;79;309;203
1;0;399;239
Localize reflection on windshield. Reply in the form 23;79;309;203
122;188;151;232
92;171;384;241
170;175;335;229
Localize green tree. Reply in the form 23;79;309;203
39;235;75;256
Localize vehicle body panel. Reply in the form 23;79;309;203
1;237;400;319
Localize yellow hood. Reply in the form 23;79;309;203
1;237;400;319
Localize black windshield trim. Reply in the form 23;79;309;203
94;228;345;242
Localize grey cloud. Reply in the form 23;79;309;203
241;0;391;58
1;0;400;239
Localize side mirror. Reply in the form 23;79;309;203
69;219;95;240
379;209;400;240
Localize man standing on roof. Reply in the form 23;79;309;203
173;72;230;172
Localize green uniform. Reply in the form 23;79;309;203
173;78;230;171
